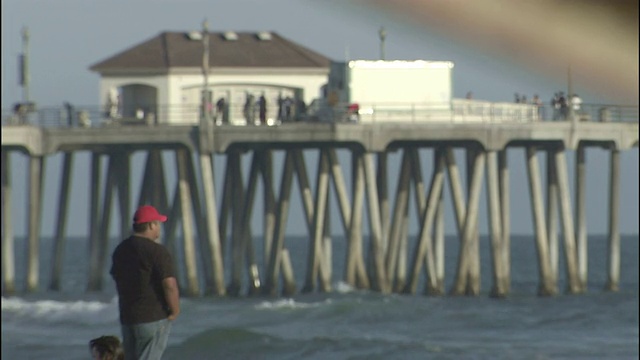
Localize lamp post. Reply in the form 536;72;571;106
202;19;210;127
198;19;214;153
378;26;386;60
21;26;30;103
568;64;575;124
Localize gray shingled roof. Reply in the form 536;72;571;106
89;31;332;72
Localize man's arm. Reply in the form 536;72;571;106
162;277;180;321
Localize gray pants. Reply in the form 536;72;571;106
121;319;172;360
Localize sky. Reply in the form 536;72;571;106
1;0;638;237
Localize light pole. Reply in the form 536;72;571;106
379;26;386;60
202;19;210;127
568;64;575;123
21;26;30;103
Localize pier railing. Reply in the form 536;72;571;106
2;101;638;128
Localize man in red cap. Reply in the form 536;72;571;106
110;205;180;360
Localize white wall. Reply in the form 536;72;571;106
98;69;329;125
348;60;453;106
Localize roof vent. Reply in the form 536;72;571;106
223;31;238;41
256;31;272;41
186;31;203;41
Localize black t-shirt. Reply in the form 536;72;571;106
110;235;176;325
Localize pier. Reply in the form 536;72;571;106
1;104;638;297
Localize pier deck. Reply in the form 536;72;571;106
2;121;637;155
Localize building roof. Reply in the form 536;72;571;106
89;31;333;73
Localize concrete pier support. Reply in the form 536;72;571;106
293;150;314;235
116;152;131;240
377;153;390;254
50;152;74;291
396;206;410;293
575;145;587;290
487;150;507;297
328;150;352;240
322;187;333;290
293;150;330;290
280;249;296;296
444;148;466;293
136;151;153;208
303;149;331;293
136;150;168;213
153;151;170;212
228;151;244;296
199;152;226;296
328;149;355;282
526;146;556;296
444;149;465;225
96;152;129;290
498;150;511;293
422;148;446;295
409;149;427;224
451;148;484;296
185;153;214;291
1;151;15;294
386;150;411;289
407;148;426;293
605;149;620;292
274;152;296;296
554;148;581;293
546;149;559;284
261;151;276;269
406;148;444;295
26;155;44;292
345;151;369;289
86;153;102;292
239;151;263;296
95;154;119;290
176;148;200;296
163;179;181;273
434;165;446;294
317;151;333;293
466;148;482;296
218;154;234;256
264;151;295;296
364;153;390;293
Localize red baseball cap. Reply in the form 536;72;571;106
133;205;168;224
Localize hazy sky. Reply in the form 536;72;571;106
5;0;629;106
2;0;638;237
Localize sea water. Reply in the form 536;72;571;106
2;235;638;359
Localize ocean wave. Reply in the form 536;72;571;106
1;296;119;324
164;327;301;360
254;298;333;310
334;281;356;293
164;325;439;360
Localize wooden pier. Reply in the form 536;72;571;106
1;117;638;297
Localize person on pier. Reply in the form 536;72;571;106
215;97;226;125
110;205;180;360
259;93;267;125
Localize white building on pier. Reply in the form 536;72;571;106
90;30;332;125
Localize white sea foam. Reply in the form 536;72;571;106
334;281;356;293
254;298;332;310
1;296;119;324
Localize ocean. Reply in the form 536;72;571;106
2;234;638;360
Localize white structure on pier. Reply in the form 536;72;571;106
90;31;332;125
90;30;541;127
